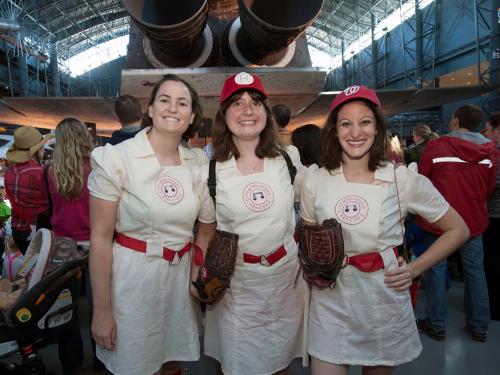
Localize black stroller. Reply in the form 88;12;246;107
0;229;88;374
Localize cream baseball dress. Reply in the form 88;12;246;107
300;162;449;366
87;129;215;375
203;146;306;375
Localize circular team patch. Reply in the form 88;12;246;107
155;176;184;204
242;182;274;212
335;195;369;225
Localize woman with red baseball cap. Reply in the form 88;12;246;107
300;85;468;374
202;72;307;375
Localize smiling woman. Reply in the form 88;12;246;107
198;72;307;375
300;85;469;375
87;74;216;375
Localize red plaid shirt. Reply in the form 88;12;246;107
4;160;49;232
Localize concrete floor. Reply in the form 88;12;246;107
3;278;499;374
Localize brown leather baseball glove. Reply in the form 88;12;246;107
298;218;345;289
192;229;239;305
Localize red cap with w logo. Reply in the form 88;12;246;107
329;85;381;111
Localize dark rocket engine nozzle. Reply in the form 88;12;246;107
230;0;323;66
121;0;213;67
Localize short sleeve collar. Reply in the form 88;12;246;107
374;162;396;182
133;128;155;157
132;128;197;161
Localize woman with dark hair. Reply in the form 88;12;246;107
88;74;215;375
291;124;321;167
203;72;306;375
300;85;468;375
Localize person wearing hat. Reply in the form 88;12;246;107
299;85;468;374
201;72;306;375
4;126;52;254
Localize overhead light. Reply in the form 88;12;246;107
467;82;471;85
450;77;456;81
467;72;472;76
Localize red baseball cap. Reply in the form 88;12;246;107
220;72;267;103
329;85;381;111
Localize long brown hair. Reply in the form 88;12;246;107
212;90;281;161
321;99;388;172
141;74;203;140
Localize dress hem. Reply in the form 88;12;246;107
204;352;303;375
308;346;422;367
99;354;201;375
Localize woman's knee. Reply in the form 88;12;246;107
311;357;348;375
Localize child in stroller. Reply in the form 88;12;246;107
0;228;88;374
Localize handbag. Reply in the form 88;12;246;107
36;165;53;230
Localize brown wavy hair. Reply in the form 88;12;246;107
321;99;388;172
51;117;94;199
141;74;203;141
212;91;281;161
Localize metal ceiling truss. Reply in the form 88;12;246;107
1;0;414;64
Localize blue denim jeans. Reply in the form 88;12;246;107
419;232;490;334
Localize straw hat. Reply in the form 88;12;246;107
6;126;53;163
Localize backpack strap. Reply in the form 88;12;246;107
207;159;217;204
280;149;297;185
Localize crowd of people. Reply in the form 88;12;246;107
0;73;498;375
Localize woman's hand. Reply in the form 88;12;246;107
384;256;414;291
92;307;117;351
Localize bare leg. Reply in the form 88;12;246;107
362;365;394;375
311;357;349;375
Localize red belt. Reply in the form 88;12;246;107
243;245;287;266
345;248;398;272
115;233;192;264
243;233;297;267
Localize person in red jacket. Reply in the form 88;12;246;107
416;104;499;342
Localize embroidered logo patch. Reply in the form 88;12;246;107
155;176;184;204
335;195;369;225
234;72;254;85
344;85;360;96
243;182;274;212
